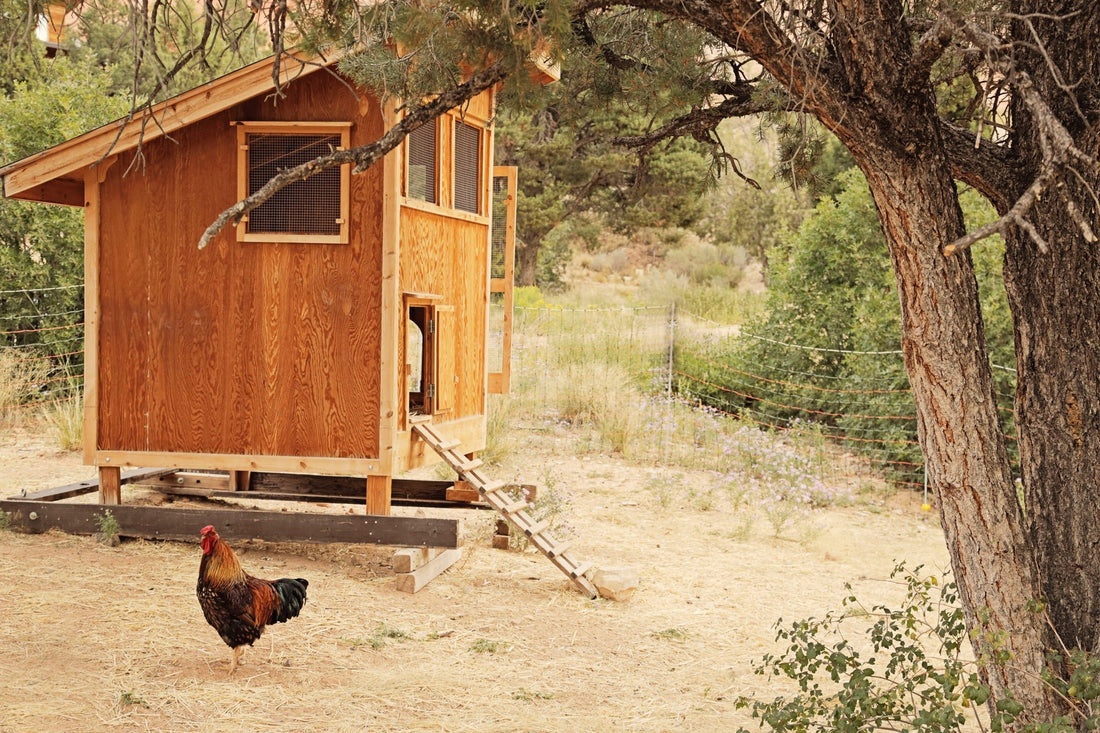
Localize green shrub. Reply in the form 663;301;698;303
735;562;1100;732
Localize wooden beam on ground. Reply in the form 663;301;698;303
392;546;446;574
394;548;463;593
99;466;121;505
0;501;460;547
8;468;174;501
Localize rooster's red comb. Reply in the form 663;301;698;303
200;525;216;536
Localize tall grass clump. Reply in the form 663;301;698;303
41;396;84;451
0;347;49;426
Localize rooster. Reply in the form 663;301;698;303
196;525;309;673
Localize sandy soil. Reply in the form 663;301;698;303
0;422;952;732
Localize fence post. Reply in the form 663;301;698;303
666;302;676;398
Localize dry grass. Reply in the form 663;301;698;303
0;421;953;732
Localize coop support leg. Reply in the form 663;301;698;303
366;475;392;515
99;465;121;505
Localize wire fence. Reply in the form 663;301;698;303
3;288;955;494
509;304;944;494
0;284;86;414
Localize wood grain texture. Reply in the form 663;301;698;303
0;501;460;546
399;208;489;420
95;71;385;463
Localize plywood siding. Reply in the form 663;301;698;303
97;71;384;460
399;207;488;420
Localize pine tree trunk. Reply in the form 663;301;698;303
515;235;541;287
1002;1;1100;658
852;147;1060;721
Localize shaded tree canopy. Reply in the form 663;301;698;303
5;0;1100;726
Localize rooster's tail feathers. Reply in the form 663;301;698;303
271;578;309;624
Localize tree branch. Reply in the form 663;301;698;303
610;94;771;149
197;60;510;249
906;16;954;91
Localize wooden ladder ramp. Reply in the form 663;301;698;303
412;423;599;599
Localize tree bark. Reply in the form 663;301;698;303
1002;1;1100;657
515;234;541;287
803;0;1061;720
857;147;1057;718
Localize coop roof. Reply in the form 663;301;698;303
0;51;333;206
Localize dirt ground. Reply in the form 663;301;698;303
0;422;952;732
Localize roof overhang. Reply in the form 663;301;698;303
0;51;333;206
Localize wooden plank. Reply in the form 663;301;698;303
99;466;121;505
146;484;490;510
391;546;445;574
244;473;455;500
146;472;231;490
0;501;461;547
394;547;463;593
93;451;383;476
378;95;402;476
446;481;481;503
82;168;99;464
366;474;392;516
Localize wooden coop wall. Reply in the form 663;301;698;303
396;95;495;436
93;71;386;464
399;207;490;423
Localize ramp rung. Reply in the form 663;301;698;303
547;540;572;558
438;438;462;451
480;480;507;496
524;519;550;537
569;561;593;579
458;458;483;473
502;498;528;514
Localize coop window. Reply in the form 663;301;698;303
236;122;351;244
453;120;482;214
406;120;438;204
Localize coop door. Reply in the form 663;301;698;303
406;301;456;420
488;166;517;394
434;305;456;415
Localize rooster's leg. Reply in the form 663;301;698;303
229;646;244;674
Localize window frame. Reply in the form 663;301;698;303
404;118;440;205
452;119;483;215
235;121;352;244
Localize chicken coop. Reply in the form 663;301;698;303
1;52;547;555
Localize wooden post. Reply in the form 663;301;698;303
366;475;392;515
99;465;121;505
228;470;251;491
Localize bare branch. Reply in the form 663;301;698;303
609;93;775;153
197;60;510;249
943;166;1054;256
906;16;955;90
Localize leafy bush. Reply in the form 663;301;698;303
737;563;989;731
673;169;1016;490
736;563;1100;732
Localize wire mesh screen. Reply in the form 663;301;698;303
490;175;509;280
454;121;481;214
407;122;437;203
488;291;505;373
246;133;341;235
